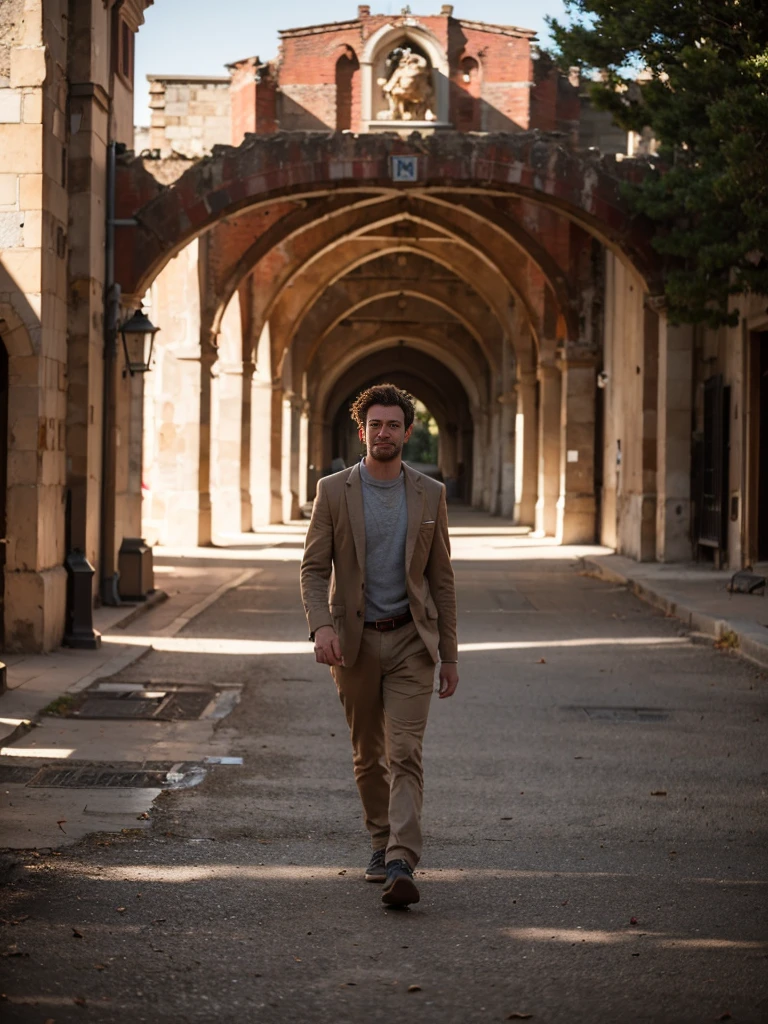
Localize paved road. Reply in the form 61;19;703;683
2;509;767;1023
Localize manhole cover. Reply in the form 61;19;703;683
582;707;670;722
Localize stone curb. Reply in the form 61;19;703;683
580;557;768;672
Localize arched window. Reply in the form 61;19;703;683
335;48;359;131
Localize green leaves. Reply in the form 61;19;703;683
547;0;768;325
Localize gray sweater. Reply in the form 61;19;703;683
359;459;410;621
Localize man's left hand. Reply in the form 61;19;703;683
438;662;459;699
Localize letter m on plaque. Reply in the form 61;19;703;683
390;155;418;182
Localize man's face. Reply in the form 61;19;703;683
360;404;414;462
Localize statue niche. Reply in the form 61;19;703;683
377;45;435;122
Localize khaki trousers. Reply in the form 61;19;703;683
331;619;435;868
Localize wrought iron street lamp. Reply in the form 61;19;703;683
119;307;159;375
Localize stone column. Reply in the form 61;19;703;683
240;360;255;530
534;362;561;537
298;400;309;509
498;333;517;517
471;406;487;508
196;345;216;546
556;352;597;544
269;383;284;523
656;317;693;560
249;373;273;527
514;371;538;526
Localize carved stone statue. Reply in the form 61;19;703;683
377;48;435;122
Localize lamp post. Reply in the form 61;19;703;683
119;307;159;375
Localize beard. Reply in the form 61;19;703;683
369;439;402;462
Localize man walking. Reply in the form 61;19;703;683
300;384;458;907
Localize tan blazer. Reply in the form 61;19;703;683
300;462;457;668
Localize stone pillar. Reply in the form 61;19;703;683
534;362;561;536
556;352;597;544
471;406;487;508
281;391;300;522
298;401;309;508
240;360;255;530
196;345;215;546
210;360;243;539
498;333;517;517
656;317;693;560
514;371;538;526
249;374;273;527
269;384;284;523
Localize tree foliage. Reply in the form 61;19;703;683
547;0;768;326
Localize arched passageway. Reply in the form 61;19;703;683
124;131;662;553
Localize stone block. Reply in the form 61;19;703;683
8;412;39;451
0;123;43;173
22;207;41;247
22;88;42;124
1;247;42;293
0;89;22;123
0;210;23;247
4;565;66;653
19;172;43;209
0;173;18;206
10;47;47;89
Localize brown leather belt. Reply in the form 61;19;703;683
364;608;413;632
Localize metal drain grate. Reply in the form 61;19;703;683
582;707;670;723
0;765;40;784
69;683;237;721
28;766;170;788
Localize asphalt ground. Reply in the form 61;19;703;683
1;513;767;1024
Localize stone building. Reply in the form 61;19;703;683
0;3;766;652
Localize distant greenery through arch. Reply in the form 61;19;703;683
403;400;438;465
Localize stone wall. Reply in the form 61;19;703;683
148;75;231;157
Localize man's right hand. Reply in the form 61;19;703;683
314;625;345;667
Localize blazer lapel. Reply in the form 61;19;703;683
344;463;366;573
404;465;425;572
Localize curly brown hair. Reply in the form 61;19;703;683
350;383;416;431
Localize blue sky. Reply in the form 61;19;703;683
134;1;568;125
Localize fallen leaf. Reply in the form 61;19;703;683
294;957;302;962
116;907;126;913
152;918;166;924
507;1015;533;1020
73;996;87;1006
337;869;346;875
3;944;29;958
10;915;29;925
136;812;149;820
56;819;67;833
94;964;106;970
650;790;667;797
630;917;638;926
340;982;356;987
407;985;422;993
500;816;513;820
561;900;569;906
537;658;546;664
72;928;83;939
